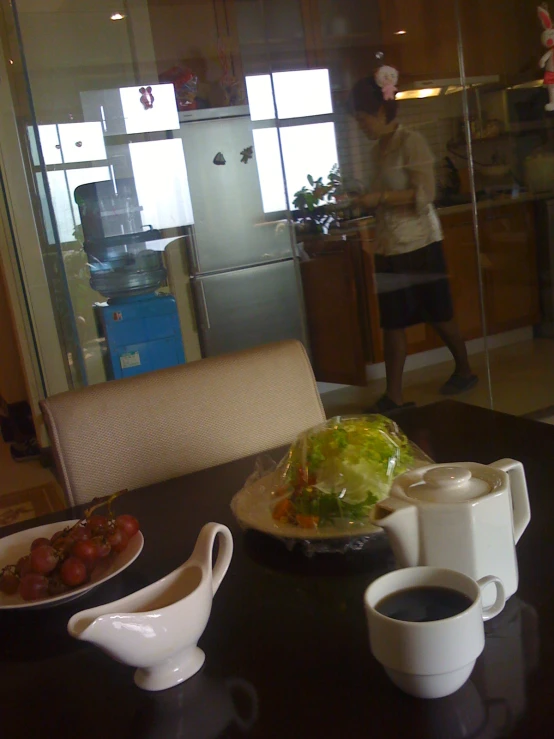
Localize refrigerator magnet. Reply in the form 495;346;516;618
213;152;226;165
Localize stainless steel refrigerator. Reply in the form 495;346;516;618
178;107;306;357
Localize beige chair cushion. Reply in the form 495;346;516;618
41;340;325;507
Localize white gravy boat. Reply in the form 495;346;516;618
68;522;233;691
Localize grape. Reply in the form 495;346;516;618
31;537;51;551
47;574;69;596
107;527;128;553
0;571;19;595
91;536;111;558
30;545;58;575
16;556;32;578
72;540;98;569
115;515;139;539
68;524;91;542
60;557;88;587
88;515;109;535
20;574;49;601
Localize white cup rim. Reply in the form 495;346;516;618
364;566;481;627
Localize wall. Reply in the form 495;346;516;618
0;256;27;404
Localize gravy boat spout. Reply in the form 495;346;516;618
68;522;233;692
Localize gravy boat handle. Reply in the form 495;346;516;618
191;522;234;595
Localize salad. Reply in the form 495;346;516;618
271;416;423;530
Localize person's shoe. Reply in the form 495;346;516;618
10;438;41;463
366;394;416;416
440;373;478;396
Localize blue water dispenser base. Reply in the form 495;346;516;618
94;293;185;380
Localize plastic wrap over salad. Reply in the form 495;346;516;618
231;415;432;554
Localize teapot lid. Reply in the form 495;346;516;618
400;464;492;503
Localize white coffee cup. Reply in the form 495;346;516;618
364;567;505;699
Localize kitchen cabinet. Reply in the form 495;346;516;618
302;202;540;387
379;0;460;81
300;235;369;385
442;214;483;341
479;203;540;334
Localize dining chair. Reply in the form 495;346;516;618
40;340;326;507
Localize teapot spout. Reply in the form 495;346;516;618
372;498;420;567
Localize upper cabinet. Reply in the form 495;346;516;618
379;0;460;81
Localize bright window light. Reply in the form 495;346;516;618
279;122;338;208
273;69;333;119
33;124;61;166
245;75;276;121
58;122;106;163
253;121;339;212
252;128;287;212
119;84;179;134
129;139;194;229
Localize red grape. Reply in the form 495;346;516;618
20;573;48;601
47;574;69;596
0;571;19;595
60;557;88;587
91;536;111;558
30;545;58;575
107;527;128;553
72;540;98;569
31;537;51;551
16;556;32;578
68;524;91;542
115;515;139;539
88;515;108;535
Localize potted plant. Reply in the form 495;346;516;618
292;164;349;237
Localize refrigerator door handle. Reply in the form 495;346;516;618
198;280;211;330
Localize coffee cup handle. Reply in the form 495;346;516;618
477;576;506;621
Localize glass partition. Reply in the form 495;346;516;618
0;0;553;424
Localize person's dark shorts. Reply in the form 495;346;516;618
374;241;454;330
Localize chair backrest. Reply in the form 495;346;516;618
41;340;325;506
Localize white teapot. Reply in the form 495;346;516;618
372;460;530;604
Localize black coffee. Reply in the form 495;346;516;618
376;586;473;623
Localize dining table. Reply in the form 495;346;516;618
1;399;553;739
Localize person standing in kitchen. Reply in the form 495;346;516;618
348;67;477;414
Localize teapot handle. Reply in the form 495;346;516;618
490;459;531;543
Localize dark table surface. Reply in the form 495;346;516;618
1;400;553;739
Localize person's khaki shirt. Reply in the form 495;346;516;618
370;124;443;256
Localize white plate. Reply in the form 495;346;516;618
0;520;144;610
231;473;381;541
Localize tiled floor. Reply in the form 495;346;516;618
322;338;554;418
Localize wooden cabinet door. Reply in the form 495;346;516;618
300;241;367;385
442;217;484;341
379;0;459;81
480;204;540;334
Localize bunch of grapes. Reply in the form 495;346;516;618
0;491;140;602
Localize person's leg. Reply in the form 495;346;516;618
431;318;472;377
383;328;408;405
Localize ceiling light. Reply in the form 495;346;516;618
396;88;441;100
110;12;126;21
395;29;407;35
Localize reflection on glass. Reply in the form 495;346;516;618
119;84;180;134
129;140;194;229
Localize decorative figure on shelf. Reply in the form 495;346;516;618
139;86;154;110
213;152;226;166
538;4;554;111
374;65;399;101
240;146;253;164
